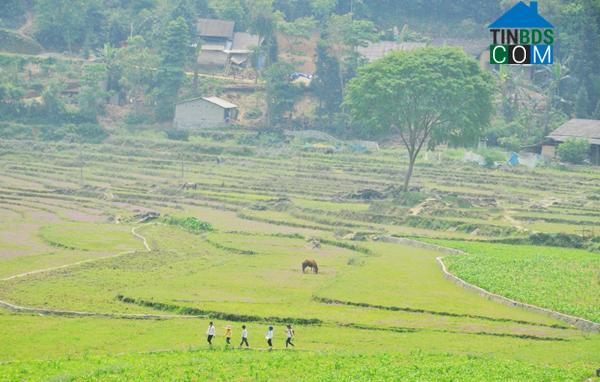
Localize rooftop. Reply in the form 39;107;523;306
177;96;238;109
231;32;261;52
548;119;600;145
202;96;237;109
197;18;235;39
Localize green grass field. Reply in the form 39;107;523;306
2;349;594;382
431;240;600;322
0;130;598;381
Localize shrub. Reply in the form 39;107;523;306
163;216;213;233
166;128;189;141
124;109;154;125
0;122;34;139
237;130;286;146
395;191;426;207
73;123;109;143
557;138;590;164
39;123;108;143
477;148;506;168
528;232;585;248
497;135;521;152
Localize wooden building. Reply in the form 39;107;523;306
542;119;600;165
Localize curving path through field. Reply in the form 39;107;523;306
0;225;201;320
0;224;597;334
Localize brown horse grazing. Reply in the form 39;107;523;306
302;259;319;274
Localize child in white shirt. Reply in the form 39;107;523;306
265;326;273;350
285;325;295;348
206;322;216;346
240;325;249;348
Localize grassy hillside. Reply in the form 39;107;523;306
0;130;598;380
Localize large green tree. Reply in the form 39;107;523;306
171;0;198;40
118;36;159;103
210;0;248;30
264;62;301;127
345;47;494;191
79;64;110;120
325;14;375;101
248;0;279;68
155;17;191;121
35;0;86;52
313;40;342;115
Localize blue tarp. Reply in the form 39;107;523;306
508;152;520;166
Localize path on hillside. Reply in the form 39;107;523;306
1;225;150;282
186;71;263;85
17;11;34;36
0;225;202;319
503;212;527;231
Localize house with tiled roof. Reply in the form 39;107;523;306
542;119;600;164
196;18;262;70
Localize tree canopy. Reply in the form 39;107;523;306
345;47;494;190
155;17;191;121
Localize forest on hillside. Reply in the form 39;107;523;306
0;0;599;151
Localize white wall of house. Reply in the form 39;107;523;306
174;99;230;129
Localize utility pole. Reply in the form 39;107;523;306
78;147;85;187
180;152;184;182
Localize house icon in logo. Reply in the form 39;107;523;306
488;0;555;64
489;0;554;29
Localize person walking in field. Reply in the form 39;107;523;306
240;325;249;348
265;326;274;350
206;322;215;346
224;325;232;346
285;325;295;348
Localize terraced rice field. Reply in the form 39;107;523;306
0;130;598;381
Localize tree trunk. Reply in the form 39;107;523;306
338;60;345;111
67;30;72;53
193;66;199;90
403;155;415;192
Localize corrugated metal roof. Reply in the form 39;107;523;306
202;96;237;109
358;41;426;61
177;96;237;109
197;18;235;39
548;119;600;145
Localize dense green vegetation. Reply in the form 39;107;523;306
1;349;594;382
345;47;493;190
557;138;591;164
1;0;598;149
163;216;214;233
